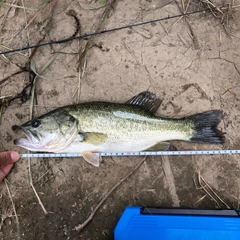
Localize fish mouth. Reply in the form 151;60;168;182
12;125;40;148
12;123;79;152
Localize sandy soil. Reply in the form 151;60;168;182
0;0;240;239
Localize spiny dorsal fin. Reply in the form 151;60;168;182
125;91;162;114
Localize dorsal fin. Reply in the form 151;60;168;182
125;91;162;114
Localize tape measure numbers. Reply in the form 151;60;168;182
20;149;240;158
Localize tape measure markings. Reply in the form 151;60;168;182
20;149;240;158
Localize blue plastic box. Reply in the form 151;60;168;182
114;207;240;240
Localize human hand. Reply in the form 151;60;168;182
0;151;20;181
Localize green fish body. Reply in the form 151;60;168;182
13;92;224;166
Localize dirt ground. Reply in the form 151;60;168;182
0;0;240;239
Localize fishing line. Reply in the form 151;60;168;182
0;6;223;55
20;149;240;158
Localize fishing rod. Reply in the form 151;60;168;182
0;5;223;55
20;149;240;158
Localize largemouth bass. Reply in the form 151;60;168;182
12;91;224;166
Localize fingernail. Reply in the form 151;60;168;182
10;152;20;162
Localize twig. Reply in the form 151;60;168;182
202;0;223;15
29;42;68;119
0;44;26;56
74;0;117;101
0;69;26;86
184;0;191;14
28;155;48;215
3;2;36;10
21;0;31;56
34;166;53;184
222;4;240;10
194;172;221;207
4;179;20;240
195;171;230;208
0;0;17;33
195;194;207;205
30;182;48;214
18;0;48;215
74;156;147;232
122;39;153;83
77;56;87;102
0;53;11;63
199;173;230;208
24;0;57;31
181;0;185;11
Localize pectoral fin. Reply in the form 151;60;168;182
78;132;107;145
81;151;100;167
144;142;170;151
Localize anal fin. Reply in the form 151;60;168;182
144;142;170;151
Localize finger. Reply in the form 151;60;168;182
0;151;20;165
0;163;14;181
10;151;20;162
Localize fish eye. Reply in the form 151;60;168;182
31;119;41;128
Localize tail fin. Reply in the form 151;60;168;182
186;110;224;144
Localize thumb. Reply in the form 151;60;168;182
0;151;20;165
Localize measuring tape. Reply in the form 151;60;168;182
20;149;240;158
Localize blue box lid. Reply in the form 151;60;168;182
114;207;240;240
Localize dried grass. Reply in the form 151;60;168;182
74;156;147;232
194;171;231;208
4;179;20;240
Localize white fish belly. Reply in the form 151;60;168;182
59;130;190;153
100;130;190;152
